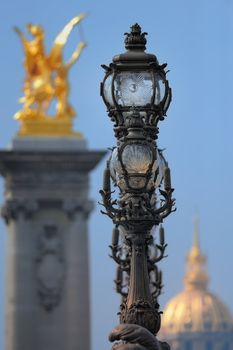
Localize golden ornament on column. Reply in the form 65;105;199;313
14;14;87;137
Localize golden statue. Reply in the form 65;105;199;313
14;14;87;137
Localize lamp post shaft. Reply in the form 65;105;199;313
100;24;175;349
120;232;161;334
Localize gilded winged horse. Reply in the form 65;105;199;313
14;14;87;120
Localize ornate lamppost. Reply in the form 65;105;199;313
100;24;175;350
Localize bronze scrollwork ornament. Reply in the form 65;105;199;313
100;24;175;350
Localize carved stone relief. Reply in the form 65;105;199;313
1;197;94;224
1;198;38;224
63;198;94;219
36;225;65;311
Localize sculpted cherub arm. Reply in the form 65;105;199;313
109;324;161;350
109;324;170;350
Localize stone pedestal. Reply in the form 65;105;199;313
0;137;105;350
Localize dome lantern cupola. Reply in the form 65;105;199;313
184;221;208;291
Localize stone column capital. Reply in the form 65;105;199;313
1;198;39;224
63;199;94;220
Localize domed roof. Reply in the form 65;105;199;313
161;224;233;335
162;289;233;334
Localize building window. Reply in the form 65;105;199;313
184;341;192;350
222;343;229;350
206;341;212;350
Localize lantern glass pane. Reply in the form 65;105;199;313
154;149;166;187
109;148;127;190
114;72;153;107
109;148;121;181
128;177;147;189
122;144;153;174
154;73;166;105
147;149;166;190
103;74;114;106
164;89;171;112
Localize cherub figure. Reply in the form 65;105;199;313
14;23;54;117
14;14;86;121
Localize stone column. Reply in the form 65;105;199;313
0;137;105;350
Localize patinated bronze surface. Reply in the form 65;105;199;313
100;24;175;350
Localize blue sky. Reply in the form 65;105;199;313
1;0;233;349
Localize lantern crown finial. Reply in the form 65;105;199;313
124;23;147;51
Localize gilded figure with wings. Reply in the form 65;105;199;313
14;14;87;136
